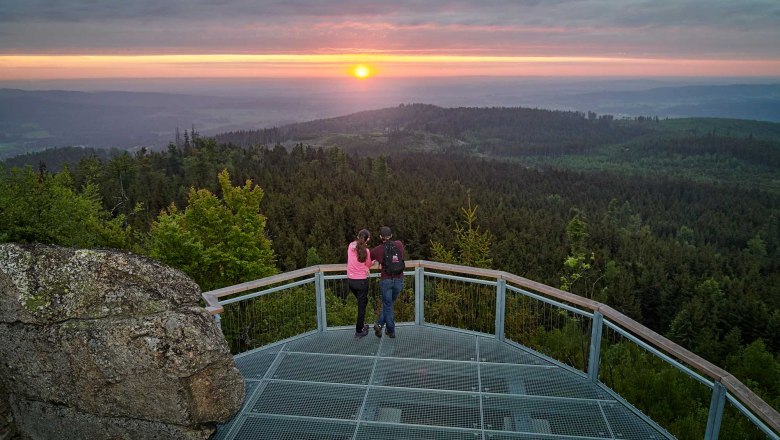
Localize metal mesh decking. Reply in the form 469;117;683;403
213;325;669;440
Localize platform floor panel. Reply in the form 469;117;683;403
213;325;669;440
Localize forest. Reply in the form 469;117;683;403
1;106;779;438
217;103;780;192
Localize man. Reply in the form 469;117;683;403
370;226;405;338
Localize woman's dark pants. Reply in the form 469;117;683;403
348;278;369;332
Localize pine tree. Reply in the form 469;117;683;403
430;192;492;268
0;166;131;249
560;211;596;296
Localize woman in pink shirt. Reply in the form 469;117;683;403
348;229;373;338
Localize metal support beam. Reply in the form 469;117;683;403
415;267;424;325
213;313;222;331
315;271;327;332
705;382;727;440
588;311;603;381
495;278;506;341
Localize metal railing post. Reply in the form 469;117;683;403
213;313;222;331
587;311;603;381
704;382;727;440
315;270;327;332
415;267;424;325
495;278;506;341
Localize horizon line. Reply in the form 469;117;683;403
2;54;780;79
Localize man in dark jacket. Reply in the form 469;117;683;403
370;226;405;338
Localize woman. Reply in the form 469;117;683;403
347;229;373;338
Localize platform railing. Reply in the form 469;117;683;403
203;260;780;440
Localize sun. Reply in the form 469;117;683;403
352;64;372;79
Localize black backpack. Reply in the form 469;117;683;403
382;241;405;276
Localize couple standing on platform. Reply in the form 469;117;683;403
347;226;405;339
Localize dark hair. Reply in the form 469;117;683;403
379;226;392;240
356;229;370;262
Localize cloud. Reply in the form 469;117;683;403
3;0;776;26
0;0;778;61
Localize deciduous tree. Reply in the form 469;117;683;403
149;169;276;290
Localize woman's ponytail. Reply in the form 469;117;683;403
356;229;370;262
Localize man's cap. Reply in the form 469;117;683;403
379;226;392;237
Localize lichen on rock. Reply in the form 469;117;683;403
0;243;244;439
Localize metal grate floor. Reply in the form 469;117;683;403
212;325;669;440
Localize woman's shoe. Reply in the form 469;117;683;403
355;325;369;339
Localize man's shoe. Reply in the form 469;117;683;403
385;330;396;339
373;324;382;338
355;325;369;339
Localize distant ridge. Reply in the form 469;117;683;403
1;146;120;172
214;103;780;159
215;103;646;156
3;82;780;160
558;83;780;122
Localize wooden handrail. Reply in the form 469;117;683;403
596;305;729;381
201;260;779;433
500;272;602;311
720;375;780;433
206;266;320;299
203;293;223;315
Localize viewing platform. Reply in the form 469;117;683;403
203;261;780;440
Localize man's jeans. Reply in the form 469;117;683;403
377;278;404;334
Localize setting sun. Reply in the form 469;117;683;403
352;64;372;79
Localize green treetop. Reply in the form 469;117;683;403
149;169;277;291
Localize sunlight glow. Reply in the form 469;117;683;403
1;54;778;79
352;64;372;79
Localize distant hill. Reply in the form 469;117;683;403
216;102;780;154
216;103;780;192
3;81;780;160
216;103;650;156
1;146;121;172
556;84;780;122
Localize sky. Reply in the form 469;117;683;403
1;0;780;80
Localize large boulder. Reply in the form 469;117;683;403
0;244;244;439
0;381;15;439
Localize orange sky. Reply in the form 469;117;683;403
3;54;780;80
2;1;779;80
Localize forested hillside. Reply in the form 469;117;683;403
3;138;778;346
216;103;646;156
2;113;779;437
2;146;120;172
216;104;780;192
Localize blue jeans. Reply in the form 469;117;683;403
377;278;404;334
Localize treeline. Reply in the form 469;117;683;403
1;146;120;172
1;139;778;422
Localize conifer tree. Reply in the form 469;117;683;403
560;211;596;295
430;192;492;268
0;166;131;249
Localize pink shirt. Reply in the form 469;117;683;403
347;241;373;279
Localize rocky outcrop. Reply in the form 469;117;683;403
0;381;16;440
0;244;244;440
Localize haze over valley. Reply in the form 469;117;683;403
2;77;779;159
